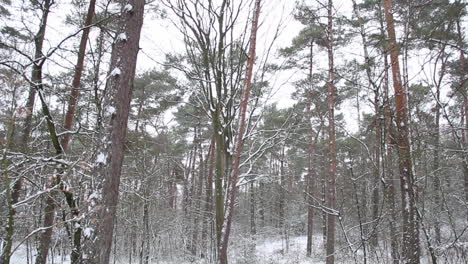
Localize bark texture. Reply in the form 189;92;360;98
90;1;145;263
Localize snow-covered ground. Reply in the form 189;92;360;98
254;236;325;264
10;249;70;264
8;235;320;264
9;235;467;264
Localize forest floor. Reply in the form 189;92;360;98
10;234;467;263
10;235;323;264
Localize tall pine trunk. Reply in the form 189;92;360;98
89;1;145;263
383;0;419;262
306;40;316;257
325;1;337;263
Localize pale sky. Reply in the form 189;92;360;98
4;0;457;134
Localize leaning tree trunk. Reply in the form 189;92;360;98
218;1;261;263
384;0;420;263
325;1;337;264
88;1;145;263
61;1;97;263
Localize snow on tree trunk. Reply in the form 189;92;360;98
86;1;145;263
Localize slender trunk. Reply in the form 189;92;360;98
383;0;419;263
139;200;149;264
325;1;337;263
456;18;468;213
464;97;468;209
184;130;197;253
191;145;205;256
250;180;256;236
1;115;16;264
22;0;51;147
89;1;145;263
259;180;265;227
321;121;327;247
61;0;97;150
372;97;381;248
306;41;315;257
213;107;226;254
201;138;215;258
61;2;97;263
279;155;285;232
219;1;261;263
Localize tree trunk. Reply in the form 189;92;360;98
60;2;97;263
201;138;215;259
1;114;16;264
325;1;337;263
383;0;419;263
191;144;205;256
183;129;197;253
213;107;226;255
279;155;285;233
321;121;327;248
218;1;261;263
89;1;145;263
464;97;468;210
456;17;468;215
61;0;96;150
306;41;315;257
250;179;256;236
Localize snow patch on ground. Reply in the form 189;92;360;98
10;247;70;264
255;235;324;264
